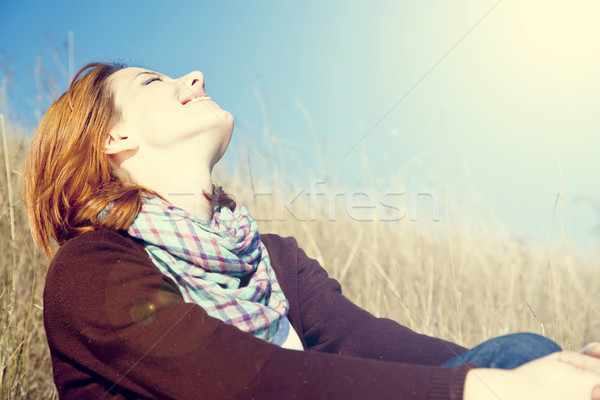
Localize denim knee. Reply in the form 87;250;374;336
443;332;561;369
499;332;562;357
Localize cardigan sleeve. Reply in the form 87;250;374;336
276;235;468;365
44;230;471;400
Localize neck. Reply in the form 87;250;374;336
163;169;214;220
119;151;215;220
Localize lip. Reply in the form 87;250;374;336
181;92;211;105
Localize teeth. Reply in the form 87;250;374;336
187;96;211;104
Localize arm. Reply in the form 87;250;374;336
45;230;470;400
276;235;466;365
263;235;600;400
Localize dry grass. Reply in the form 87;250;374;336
0;119;57;399
1;114;599;399
223;167;600;350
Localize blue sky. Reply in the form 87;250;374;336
2;0;599;253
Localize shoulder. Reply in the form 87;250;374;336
44;229;177;334
260;233;314;269
260;233;321;268
45;230;154;304
54;229;146;261
260;233;299;255
259;232;328;288
50;229;149;274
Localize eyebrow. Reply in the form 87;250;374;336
134;71;162;81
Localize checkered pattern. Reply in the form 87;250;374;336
126;196;289;343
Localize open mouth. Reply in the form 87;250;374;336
182;93;211;105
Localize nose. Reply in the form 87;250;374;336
182;71;205;92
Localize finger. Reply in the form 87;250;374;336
593;385;600;400
559;351;600;372
582;343;600;358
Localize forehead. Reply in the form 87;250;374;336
110;67;157;87
109;67;162;105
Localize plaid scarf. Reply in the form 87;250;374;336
126;196;289;343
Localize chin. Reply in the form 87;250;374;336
220;112;234;142
222;110;235;132
211;117;234;166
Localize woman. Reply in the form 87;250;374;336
23;62;600;399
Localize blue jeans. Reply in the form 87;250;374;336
443;332;562;369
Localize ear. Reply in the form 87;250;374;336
105;127;139;155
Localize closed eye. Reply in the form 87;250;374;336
143;76;162;85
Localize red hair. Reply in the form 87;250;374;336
23;62;235;258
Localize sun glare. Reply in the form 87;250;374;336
511;1;600;71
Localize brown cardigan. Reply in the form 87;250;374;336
43;229;471;399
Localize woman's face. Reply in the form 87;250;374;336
107;67;234;167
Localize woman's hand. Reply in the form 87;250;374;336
581;343;600;358
463;351;600;400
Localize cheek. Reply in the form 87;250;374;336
131;108;174;147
